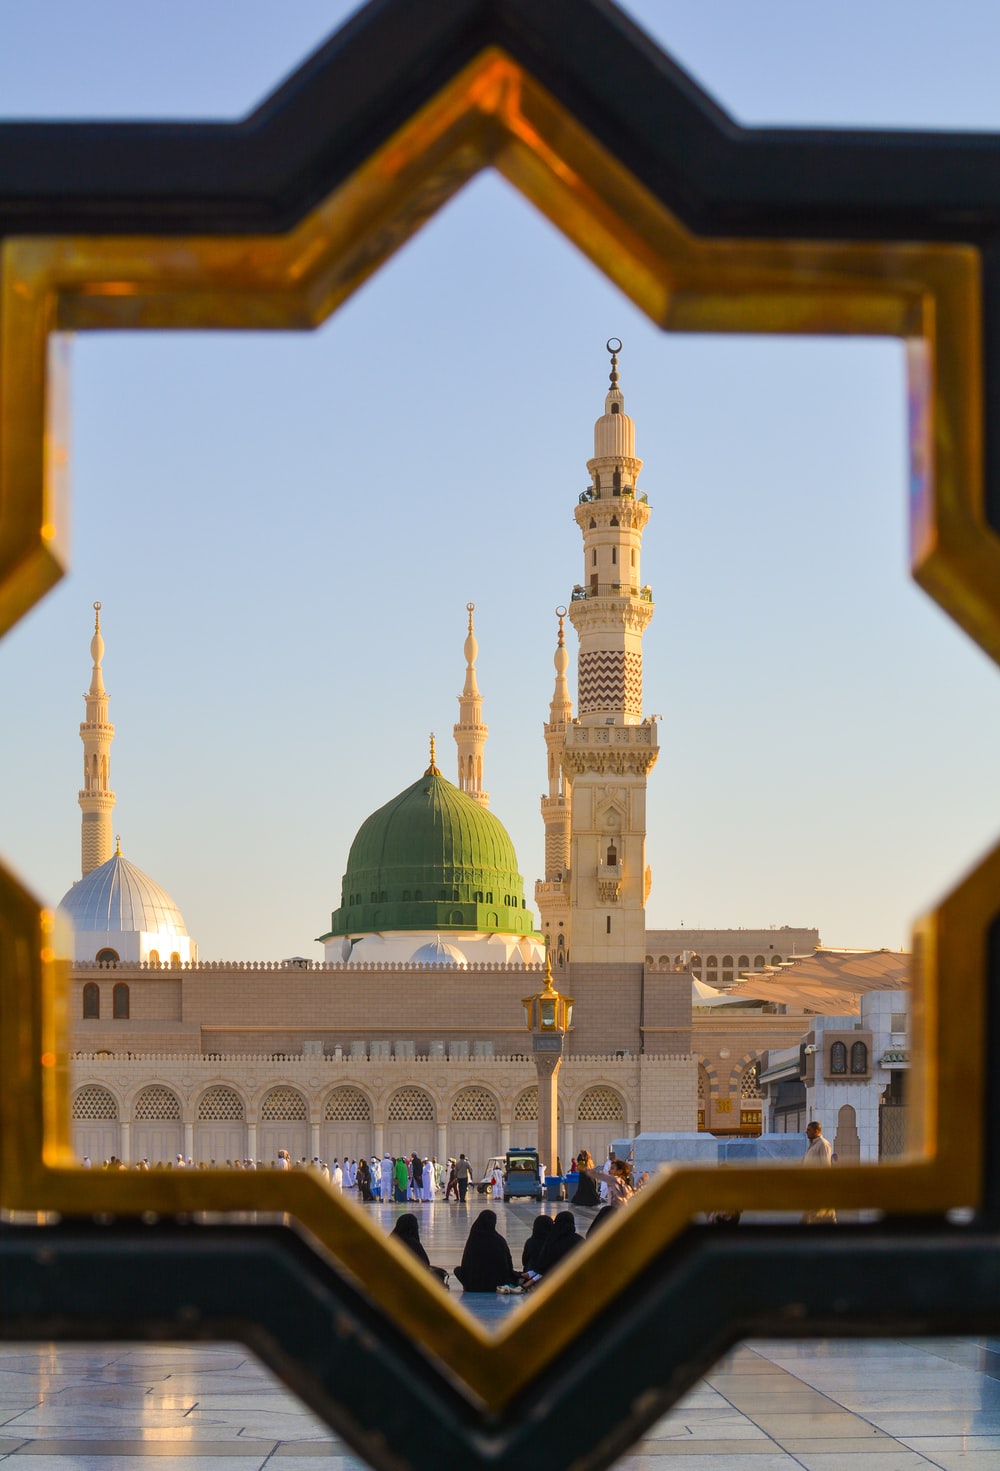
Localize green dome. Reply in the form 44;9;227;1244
321;769;538;941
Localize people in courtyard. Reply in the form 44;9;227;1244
455;1153;473;1202
445;1159;459;1201
388;1212;431;1266
455;1210;516;1292
536;1210;585;1275
586;1205;617;1238
802;1120;837;1225
571;1148;601;1206
580;1156;634;1208
521;1213;554;1274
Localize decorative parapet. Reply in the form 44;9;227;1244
71;959;551;974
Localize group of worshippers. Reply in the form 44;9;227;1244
387;1155;635;1293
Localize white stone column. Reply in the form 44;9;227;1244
247;1122;257;1162
310;1124;320;1160
437;1122;448;1166
535;1054;561;1178
374;1122;384;1156
183;1122;194;1161
119;1121;130;1165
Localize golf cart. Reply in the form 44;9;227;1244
502;1146;543;1201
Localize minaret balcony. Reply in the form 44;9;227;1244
597;863;622;902
535;878;568;899
570;582;652;602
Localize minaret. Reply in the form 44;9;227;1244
535;608;573;967
78;600;116;875
453;602;489;806
562;341;659;965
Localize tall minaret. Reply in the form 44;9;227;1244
78;600;116;875
562;341;659;965
535;608;573;967
453;602;489;806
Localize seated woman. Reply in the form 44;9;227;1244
389;1212;449;1287
521;1214;554;1275
455;1210;516;1292
388;1212;431;1266
536;1210;584;1275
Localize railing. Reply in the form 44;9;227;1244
570;583;653;601
577;488;648;503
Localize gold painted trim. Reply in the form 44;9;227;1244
0;48;993;1411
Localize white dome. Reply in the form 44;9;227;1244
59;851;187;935
58;850;196;964
409;937;468;968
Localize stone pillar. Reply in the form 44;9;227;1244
374;1122;384;1156
535;1053;561;1177
564;1122;575;1166
436;1122;448;1167
183;1121;194;1161
247;1121;257;1162
500;1121;511;1153
119;1121;130;1165
310;1123;320;1160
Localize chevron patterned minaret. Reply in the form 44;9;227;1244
453;602;489;806
78;600;116;875
562;342;659;965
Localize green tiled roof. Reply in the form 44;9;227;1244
321;770;538;940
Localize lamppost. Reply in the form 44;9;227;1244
522;953;574;1177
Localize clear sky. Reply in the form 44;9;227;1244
2;2;1000;962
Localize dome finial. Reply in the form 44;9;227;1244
93;600;102;633
466;600;475;634
555;604;566;649
114;834;121;856
606;336;622;392
426;732;441;776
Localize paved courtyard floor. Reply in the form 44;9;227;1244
0;1200;998;1469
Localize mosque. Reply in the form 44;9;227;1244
61;346;818;1169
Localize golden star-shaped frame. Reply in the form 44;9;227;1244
0;49;995;1414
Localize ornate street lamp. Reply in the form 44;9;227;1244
522;952;573;1177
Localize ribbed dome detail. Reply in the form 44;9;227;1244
594;393;635;459
410;938;468;967
322;771;538;941
58;851;188;937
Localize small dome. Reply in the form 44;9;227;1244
321;768;539;943
59;851;188;937
410;938;468;968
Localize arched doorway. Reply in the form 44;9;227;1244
385;1086;435;1161
72;1084;119;1164
576;1085;626;1164
132;1084;182;1164
450;1086;500;1173
322;1085;373;1166
195;1085;246;1164
258;1085;308;1166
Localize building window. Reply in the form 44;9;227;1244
753;954;766;968
606;915;611;934
170;952;181;967
830;1041;848;1075
82;982;100;1019
148;949;160;965
112;982;129;1020
738;954;749;968
96;947;119;965
850;1041;869;1074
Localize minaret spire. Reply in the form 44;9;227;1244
559;341;659;965
535;608;574;965
78;601;116;875
453;601;489;806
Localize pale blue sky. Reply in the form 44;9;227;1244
2;2;999;961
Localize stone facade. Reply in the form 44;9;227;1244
70;1047;695;1172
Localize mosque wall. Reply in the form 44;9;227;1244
68;1052;696;1169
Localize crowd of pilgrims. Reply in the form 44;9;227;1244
86;1147;639;1208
